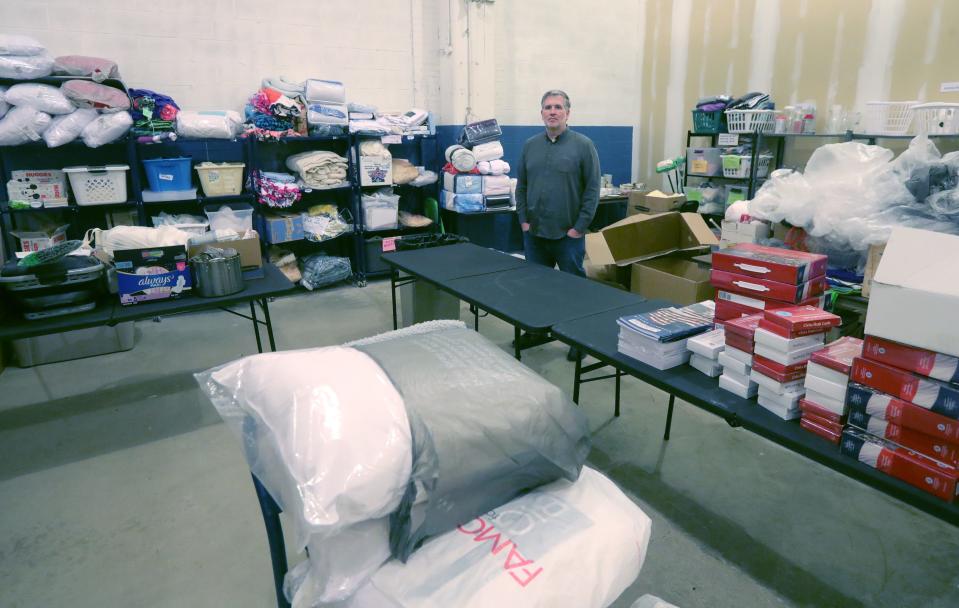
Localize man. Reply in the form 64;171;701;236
515;89;601;360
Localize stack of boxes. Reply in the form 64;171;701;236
687;327;725;377
800;336;862;443
717;314;761;398
711;243;828;324
747;306;841;420
441;126;513;214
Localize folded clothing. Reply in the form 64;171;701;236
482;173;512;195
472;140;504;162
285;150;349;188
261;76;305;98
477;159;510;175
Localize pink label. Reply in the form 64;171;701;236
382;237;397;252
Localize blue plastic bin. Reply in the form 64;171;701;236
142;157;193;191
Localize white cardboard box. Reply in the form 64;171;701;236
359;155;393;187
865;227;959;357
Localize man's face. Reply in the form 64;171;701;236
541;95;569;130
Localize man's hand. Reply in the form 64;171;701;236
521;222;530;232
566;228;582;238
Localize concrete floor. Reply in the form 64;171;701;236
1;279;958;608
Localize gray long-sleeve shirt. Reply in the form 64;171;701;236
515;128;601;239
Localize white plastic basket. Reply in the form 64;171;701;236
195;162;245;197
724;110;775;134
63;165;130;205
910;102;959;135
721;154;772;179
863;101;917;136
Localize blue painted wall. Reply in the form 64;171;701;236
437;125;632;185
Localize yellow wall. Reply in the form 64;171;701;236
635;0;959;183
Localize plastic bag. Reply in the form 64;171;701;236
42;108;98;147
195;346;412;549
0;53;53;79
4;83;76;115
176;110;243;139
352;325;591;561
303;205;351;242
0;106;51;145
359;140;390;157
80;111;132;148
84;225;191;258
0;34;45;56
60;79;130;111
299;253;352;290
53;55;119;81
0;85;9;119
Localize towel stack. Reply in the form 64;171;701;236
285;150;349;190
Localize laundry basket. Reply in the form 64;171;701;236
63;165;130;205
725;110;775;134
692;109;725;134
721;154;773;179
863;101;917;136
910;103;959;135
196;162;246;197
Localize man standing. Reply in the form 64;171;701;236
515;89;601;360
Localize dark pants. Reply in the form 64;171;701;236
523;232;586;277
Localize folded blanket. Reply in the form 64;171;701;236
391;159;419;185
481;174;512;196
286;150;349;188
476;159;510;175
359;140;390;157
471;140;504;162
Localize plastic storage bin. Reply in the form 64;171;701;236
687;147;723;176
361;193;400;230
142;157;192;192
863;101;917;136
692;110;725;134
204;202;254;232
63;165;130;205
725;109;775;134
13;322;135;367
910;102;959;135
721;154;773;179
195;162;245;197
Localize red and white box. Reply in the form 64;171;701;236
711;269;827;304
801;415;843;443
761;306;841;338
725;332;754;354
723;313;762;353
714;290;824;321
752;355;808;383
754;342;824;367
750;367;805;394
805;388;846;415
711;243;828;284
851;357;959;420
840;427;959;502
800;398;845;425
850;415;959;467
862;335;959;385
810;336;862;376
845;382;959;441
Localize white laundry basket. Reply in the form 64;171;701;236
863;101;917;136
910;103;959;135
721;154;773;179
724;110;775;134
63;165;130;205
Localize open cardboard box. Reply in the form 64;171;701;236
627;189;685;215
188;233;263;270
631;257;714;305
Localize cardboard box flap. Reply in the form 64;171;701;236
600;211;718;266
585;232;615;266
873;227;959;297
680;212;719;250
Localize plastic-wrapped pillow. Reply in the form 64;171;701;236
4;83;76;115
43;108;99;147
80;111;133;148
176;110;243;139
0;106;51;145
53;55;119;82
0;34;45;56
0;53;54;79
61;80;130;112
0;85;8;119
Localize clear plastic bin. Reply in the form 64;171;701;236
361;193;400;230
204;202;254;232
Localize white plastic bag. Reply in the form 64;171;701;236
43;108;99;147
0;34;45;56
0;106;51;145
176;110;242;139
0;85;8;119
4;83;76;115
195;346;414;549
53;55;119;81
80;111;132;148
305;79;346;103
307;102;348;126
85;225;192;258
0;53;53;79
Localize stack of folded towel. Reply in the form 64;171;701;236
285;150;349;190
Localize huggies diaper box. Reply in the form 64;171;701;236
114;245;191;305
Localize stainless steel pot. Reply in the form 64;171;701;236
190;248;244;297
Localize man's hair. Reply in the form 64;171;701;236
541;90;571;110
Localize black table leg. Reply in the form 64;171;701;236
664;394;676;440
573;354;582;404
615;370;622;417
514;325;521;360
261;298;276;352
474;305;479;331
250;300;264;354
390;269;398;330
